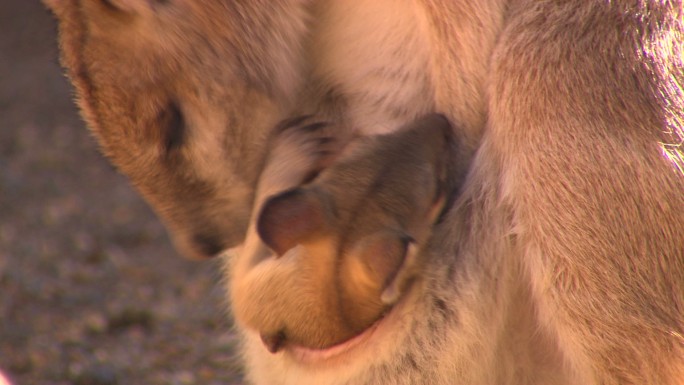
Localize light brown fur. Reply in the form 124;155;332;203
231;114;458;352
45;1;684;384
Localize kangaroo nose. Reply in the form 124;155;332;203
190;232;227;258
260;331;286;353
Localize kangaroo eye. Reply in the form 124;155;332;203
99;0;129;13
159;102;185;154
98;0;171;14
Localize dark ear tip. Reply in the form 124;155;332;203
415;113;450;132
431;114;455;140
425;113;450;126
399;235;415;247
407;113;454;145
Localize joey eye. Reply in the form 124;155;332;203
159;102;185;154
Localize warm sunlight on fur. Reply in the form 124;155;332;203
45;1;684;384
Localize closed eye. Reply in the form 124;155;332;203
160;101;185;154
100;0;172;12
98;0;130;13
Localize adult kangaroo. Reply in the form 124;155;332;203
45;1;684;384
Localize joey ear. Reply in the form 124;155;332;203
380;241;420;305
351;231;412;292
257;189;331;256
427;191;448;224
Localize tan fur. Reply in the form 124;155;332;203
231;114;457;351
45;1;684;384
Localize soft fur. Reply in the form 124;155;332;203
231;114;458;352
45;1;684;384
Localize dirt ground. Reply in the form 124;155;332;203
0;2;243;384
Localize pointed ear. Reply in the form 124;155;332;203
351;231;412;291
380;241;420;304
257;189;331;256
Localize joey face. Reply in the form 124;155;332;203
46;0;309;258
239;187;404;351
46;2;684;383
230;114;457;351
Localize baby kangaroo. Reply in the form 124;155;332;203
230;113;462;352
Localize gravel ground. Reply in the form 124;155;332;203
0;2;243;384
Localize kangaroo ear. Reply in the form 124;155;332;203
257;189;331;256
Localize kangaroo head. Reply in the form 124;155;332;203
45;0;311;258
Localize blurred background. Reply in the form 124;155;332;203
0;2;241;384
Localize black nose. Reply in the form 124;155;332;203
191;233;226;257
260;331;286;354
